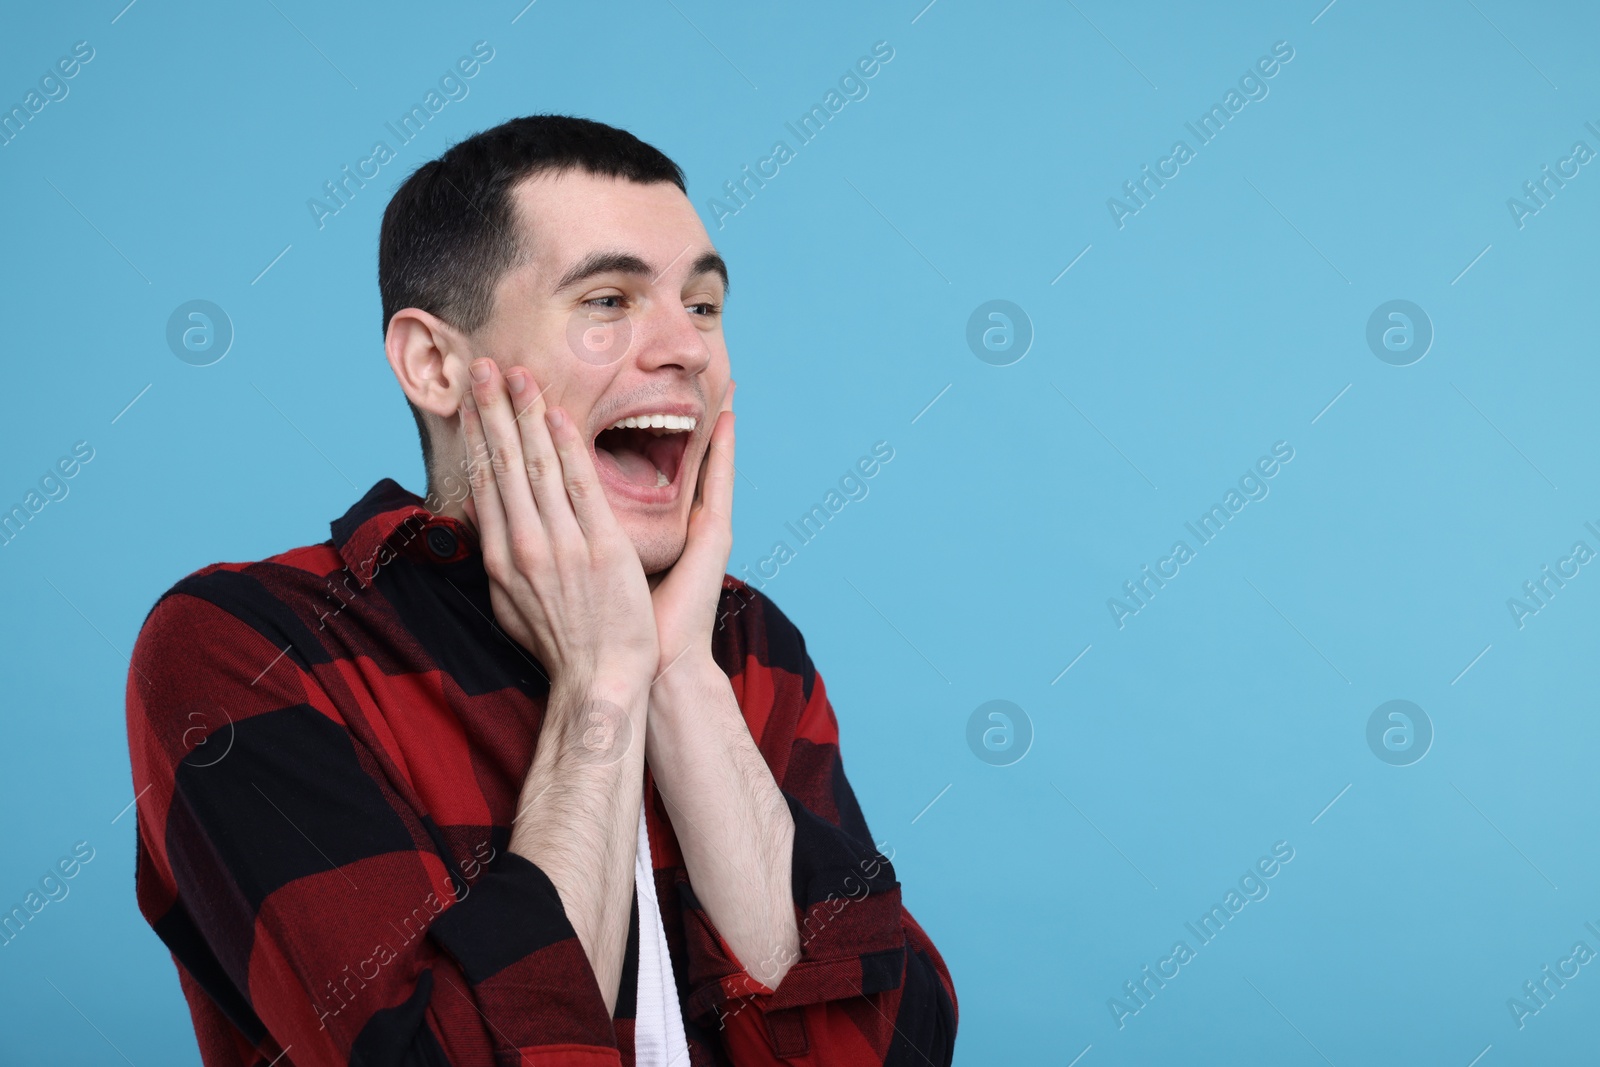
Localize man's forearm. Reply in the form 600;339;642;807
510;673;650;1016
646;656;801;990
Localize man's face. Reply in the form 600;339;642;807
470;171;731;574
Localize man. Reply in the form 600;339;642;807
125;115;957;1066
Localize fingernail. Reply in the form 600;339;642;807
470;359;492;384
545;407;565;430
507;370;527;395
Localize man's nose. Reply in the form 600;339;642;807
632;300;713;376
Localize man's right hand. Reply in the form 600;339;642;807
458;357;658;1017
458;358;659;692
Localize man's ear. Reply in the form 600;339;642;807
385;308;471;419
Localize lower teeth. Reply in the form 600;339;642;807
655;469;668;486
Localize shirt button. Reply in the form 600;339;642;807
426;526;458;559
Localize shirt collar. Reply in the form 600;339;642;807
330;479;475;588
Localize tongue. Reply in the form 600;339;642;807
599;443;660;487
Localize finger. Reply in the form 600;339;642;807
700;405;736;530
505;366;583;548
691;379;735;511
543;404;619;541
470;359;545;557
675;403;735;579
715;378;736;423
459;390;511;568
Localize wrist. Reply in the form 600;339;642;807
649;650;726;701
534;671;650;772
553;660;653;709
645;657;738;768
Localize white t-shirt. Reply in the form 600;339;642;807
633;798;690;1066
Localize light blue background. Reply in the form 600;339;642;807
3;0;1598;1063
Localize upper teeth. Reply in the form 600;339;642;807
607;413;696;432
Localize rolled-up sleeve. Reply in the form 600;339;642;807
683;585;958;1064
127;576;621;1066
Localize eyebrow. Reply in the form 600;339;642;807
554;248;730;297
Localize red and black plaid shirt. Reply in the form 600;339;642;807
125;479;957;1066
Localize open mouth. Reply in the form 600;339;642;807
591;416;695;497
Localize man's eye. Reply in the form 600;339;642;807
688;301;722;316
585;295;624;309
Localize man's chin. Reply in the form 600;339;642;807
620;517;688;578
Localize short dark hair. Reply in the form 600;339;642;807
378;114;688;478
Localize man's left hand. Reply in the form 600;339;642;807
648;379;736;679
